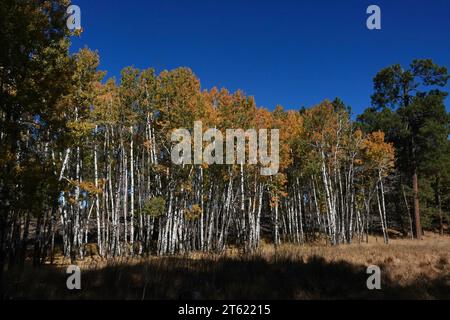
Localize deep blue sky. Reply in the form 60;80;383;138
71;0;450;116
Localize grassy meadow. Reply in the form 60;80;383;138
4;233;450;300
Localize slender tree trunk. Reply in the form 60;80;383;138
379;172;389;244
412;167;422;239
94;126;102;256
130;126;135;251
401;183;414;239
436;175;444;236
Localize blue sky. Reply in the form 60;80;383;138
71;0;450;116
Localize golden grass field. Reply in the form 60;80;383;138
4;233;450;300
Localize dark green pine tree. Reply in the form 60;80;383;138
359;59;449;239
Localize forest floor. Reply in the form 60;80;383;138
4;233;450;300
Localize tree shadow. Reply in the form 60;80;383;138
3;255;450;300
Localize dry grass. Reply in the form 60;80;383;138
4;233;450;300
260;233;450;288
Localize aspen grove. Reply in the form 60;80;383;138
2;47;398;263
1;1;449;273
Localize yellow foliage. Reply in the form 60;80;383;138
361;131;395;174
68;179;103;195
184;204;203;221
